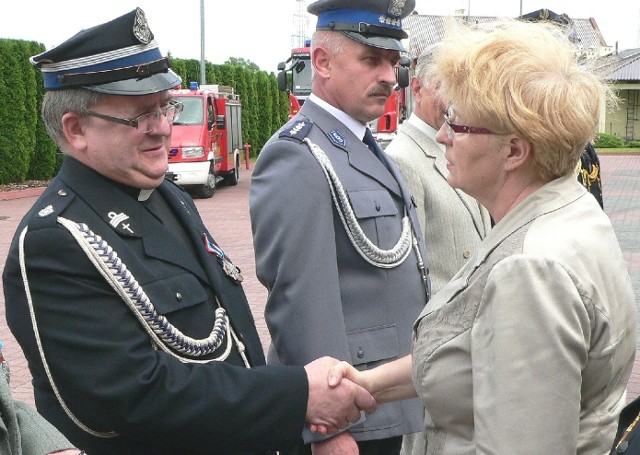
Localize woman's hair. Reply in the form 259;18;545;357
430;18;614;181
41;88;104;147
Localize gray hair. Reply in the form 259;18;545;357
41;88;104;147
310;30;346;82
414;43;440;86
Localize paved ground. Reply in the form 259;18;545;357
0;154;639;408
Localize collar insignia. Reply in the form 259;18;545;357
108;211;134;234
329;130;346;148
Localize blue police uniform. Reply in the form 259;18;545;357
250;1;430;454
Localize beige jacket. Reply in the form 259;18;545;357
412;174;636;454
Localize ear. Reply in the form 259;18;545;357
503;136;533;172
312;46;331;79
410;76;423;101
61;112;89;152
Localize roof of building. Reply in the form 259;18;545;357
402;9;640;83
403;9;610;60
594;48;640;82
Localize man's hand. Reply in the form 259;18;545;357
304;357;376;434
311;431;358;454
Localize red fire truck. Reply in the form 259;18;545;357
277;45;411;147
167;82;242;198
277;40;312;120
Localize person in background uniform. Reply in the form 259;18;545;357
0;344;83;455
250;1;430;454
326;18;636;454
577;142;604;208
383;45;492;455
2;9;375;455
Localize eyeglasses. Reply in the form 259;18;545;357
443;105;497;140
85;100;184;134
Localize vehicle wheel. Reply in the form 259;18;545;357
195;163;216;198
225;156;240;186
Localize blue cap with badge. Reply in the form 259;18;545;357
308;0;415;52
30;8;181;95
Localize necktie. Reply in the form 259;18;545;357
363;128;388;166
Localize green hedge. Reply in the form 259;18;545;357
0;40;289;184
594;133;626;148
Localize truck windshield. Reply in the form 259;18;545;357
291;57;312;97
172;97;204;125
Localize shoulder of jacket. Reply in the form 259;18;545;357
24;186;76;230
278;116;314;143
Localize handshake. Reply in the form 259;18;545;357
303;355;413;435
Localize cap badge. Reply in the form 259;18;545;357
133;8;152;44
388;0;407;18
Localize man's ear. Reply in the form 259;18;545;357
61;112;88;152
312;46;331;79
504;135;533;172
410;76;423;101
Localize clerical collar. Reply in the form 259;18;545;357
109;180;155;201
138;189;154;201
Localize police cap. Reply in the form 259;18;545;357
30;8;181;95
308;0;415;52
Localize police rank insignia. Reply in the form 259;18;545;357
202;233;243;283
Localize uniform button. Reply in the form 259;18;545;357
57;189;67;196
463;250;471;259
175;292;183;301
375;202;381;211
616;441;629;453
357;347;364;359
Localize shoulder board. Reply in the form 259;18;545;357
27;187;75;230
279;117;314;142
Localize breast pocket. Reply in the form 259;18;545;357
348;324;399;366
144;273;208;315
348;189;399;245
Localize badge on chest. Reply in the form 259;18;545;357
202;233;243;283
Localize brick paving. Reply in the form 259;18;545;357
0;154;639;409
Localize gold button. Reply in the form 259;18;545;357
463;250;471;259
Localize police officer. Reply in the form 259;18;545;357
2;8;375;455
250;1;430;454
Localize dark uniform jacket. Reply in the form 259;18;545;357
250;100;430;443
3;157;308;455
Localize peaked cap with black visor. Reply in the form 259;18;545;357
30;8;181;95
308;0;415;52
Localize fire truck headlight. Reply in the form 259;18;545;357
182;147;205;158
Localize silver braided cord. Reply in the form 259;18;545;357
56;217;231;359
18;217;252;437
303;137;413;268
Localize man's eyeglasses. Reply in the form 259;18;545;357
444;105;497;140
85;100;184;134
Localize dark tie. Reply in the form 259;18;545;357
362;128;388;166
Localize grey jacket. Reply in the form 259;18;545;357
0;371;73;455
251;100;430;442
